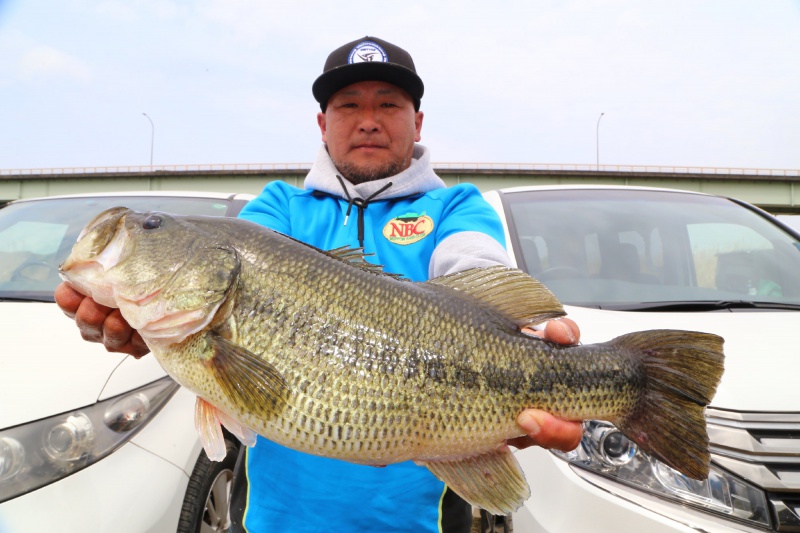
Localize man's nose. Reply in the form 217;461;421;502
357;109;380;132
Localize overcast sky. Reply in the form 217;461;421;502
1;0;798;172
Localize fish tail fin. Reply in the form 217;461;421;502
610;330;724;479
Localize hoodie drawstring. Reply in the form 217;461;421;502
335;175;393;248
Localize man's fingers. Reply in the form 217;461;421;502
544;318;580;346
100;310;150;356
55;283;151;357
54;283;84;318
102;309;135;350
128;331;150;358
513;410;583;452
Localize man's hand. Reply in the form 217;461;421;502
54;282;150;358
511;318;584;452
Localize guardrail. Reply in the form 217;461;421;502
0;162;313;176
1;162;798;177
432;162;800;176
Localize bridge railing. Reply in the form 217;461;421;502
1;162;798;177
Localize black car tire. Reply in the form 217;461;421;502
177;436;240;533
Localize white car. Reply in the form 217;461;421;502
482;185;800;532
0;192;253;533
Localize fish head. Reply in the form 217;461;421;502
60;207;240;347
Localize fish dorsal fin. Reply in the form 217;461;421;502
425;265;565;327
324;245;405;280
420;445;531;515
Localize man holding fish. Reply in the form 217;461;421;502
56;36;583;532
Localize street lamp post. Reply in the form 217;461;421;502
596;112;604;170
142;113;154;168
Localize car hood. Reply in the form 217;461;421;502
563;305;795;412
0;303;166;430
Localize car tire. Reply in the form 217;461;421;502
177;436;240;533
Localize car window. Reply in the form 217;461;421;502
502;189;800;309
0;196;237;301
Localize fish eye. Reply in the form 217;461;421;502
142;215;163;230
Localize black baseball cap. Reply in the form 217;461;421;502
312;36;424;111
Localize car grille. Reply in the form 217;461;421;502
707;408;800;532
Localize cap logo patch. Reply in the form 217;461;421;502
349;41;388;64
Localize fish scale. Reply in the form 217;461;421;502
59;207;725;515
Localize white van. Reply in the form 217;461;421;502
483;185;800;533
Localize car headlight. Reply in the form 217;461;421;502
0;377;179;502
552;421;771;529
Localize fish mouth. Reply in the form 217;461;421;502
60;207;131;272
59;207;132;307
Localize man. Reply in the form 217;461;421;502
55;36;581;532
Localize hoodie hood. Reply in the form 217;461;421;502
304;144;446;200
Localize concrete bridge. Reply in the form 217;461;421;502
2;162;798;213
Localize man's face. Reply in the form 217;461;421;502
317;80;423;184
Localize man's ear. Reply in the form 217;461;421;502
415;111;424;142
317;112;327;143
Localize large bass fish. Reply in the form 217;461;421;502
59;207;724;515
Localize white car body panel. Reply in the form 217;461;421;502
0;304;126;430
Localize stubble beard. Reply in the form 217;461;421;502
332;155;412;185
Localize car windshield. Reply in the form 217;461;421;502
503;189;800;310
0;196;234;302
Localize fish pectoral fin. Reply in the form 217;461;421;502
194;397;229;461
420;445;531;516
207;333;290;421
425;266;565;328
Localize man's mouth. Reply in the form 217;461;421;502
352;143;386;150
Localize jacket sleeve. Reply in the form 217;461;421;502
237;181;295;233
428;184;513;278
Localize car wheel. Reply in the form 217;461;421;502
177;436;239;533
479;510;513;533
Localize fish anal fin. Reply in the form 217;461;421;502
206;333;290;422
421;445;531;516
426;266;565;327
